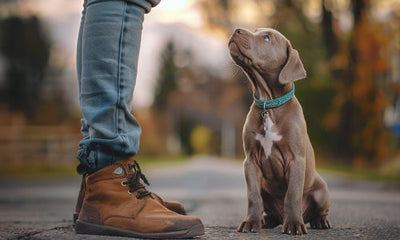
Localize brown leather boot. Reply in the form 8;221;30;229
73;172;88;224
74;158;204;238
150;192;187;215
73;165;186;224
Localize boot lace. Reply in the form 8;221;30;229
123;160;152;199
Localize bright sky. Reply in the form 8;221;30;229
155;0;204;27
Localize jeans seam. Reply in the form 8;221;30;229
116;2;128;138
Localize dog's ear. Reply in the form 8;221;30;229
278;43;306;84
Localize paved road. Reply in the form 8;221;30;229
1;156;399;240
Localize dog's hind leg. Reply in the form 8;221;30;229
306;173;331;229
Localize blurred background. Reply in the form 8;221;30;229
0;0;399;179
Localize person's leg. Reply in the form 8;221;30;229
74;1;204;237
76;0;89;150
77;0;157;171
74;0;187;218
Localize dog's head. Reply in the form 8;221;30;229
228;28;306;89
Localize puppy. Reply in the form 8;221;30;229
229;28;330;235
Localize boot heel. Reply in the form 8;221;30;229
75;220;97;235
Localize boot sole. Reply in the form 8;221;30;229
75;220;205;239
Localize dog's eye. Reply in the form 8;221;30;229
263;35;270;42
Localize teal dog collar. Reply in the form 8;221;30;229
253;83;295;109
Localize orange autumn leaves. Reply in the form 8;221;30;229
327;10;392;166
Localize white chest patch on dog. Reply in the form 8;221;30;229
255;116;282;158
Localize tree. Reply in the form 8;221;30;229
151;40;194;154
152;41;179;110
0;15;50;117
323;0;391;165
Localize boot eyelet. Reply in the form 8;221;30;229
127;189;133;194
121;181;127;186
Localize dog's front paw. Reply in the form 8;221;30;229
281;217;307;235
310;215;331;229
237;218;262;233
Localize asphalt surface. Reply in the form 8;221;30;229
1;156;399;240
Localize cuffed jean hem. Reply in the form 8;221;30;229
77;144;114;171
77;135;140;170
77;142;136;171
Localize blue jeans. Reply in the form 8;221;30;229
76;0;160;170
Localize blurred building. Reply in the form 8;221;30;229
167;68;250;157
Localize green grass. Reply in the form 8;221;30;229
0;155;190;179
315;153;400;183
317;164;400;183
1;155;399;183
0;164;77;179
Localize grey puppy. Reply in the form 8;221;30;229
228;28;330;235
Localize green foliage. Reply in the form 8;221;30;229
296;80;337;152
0;15;50;117
177;112;196;155
153;41;178;110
